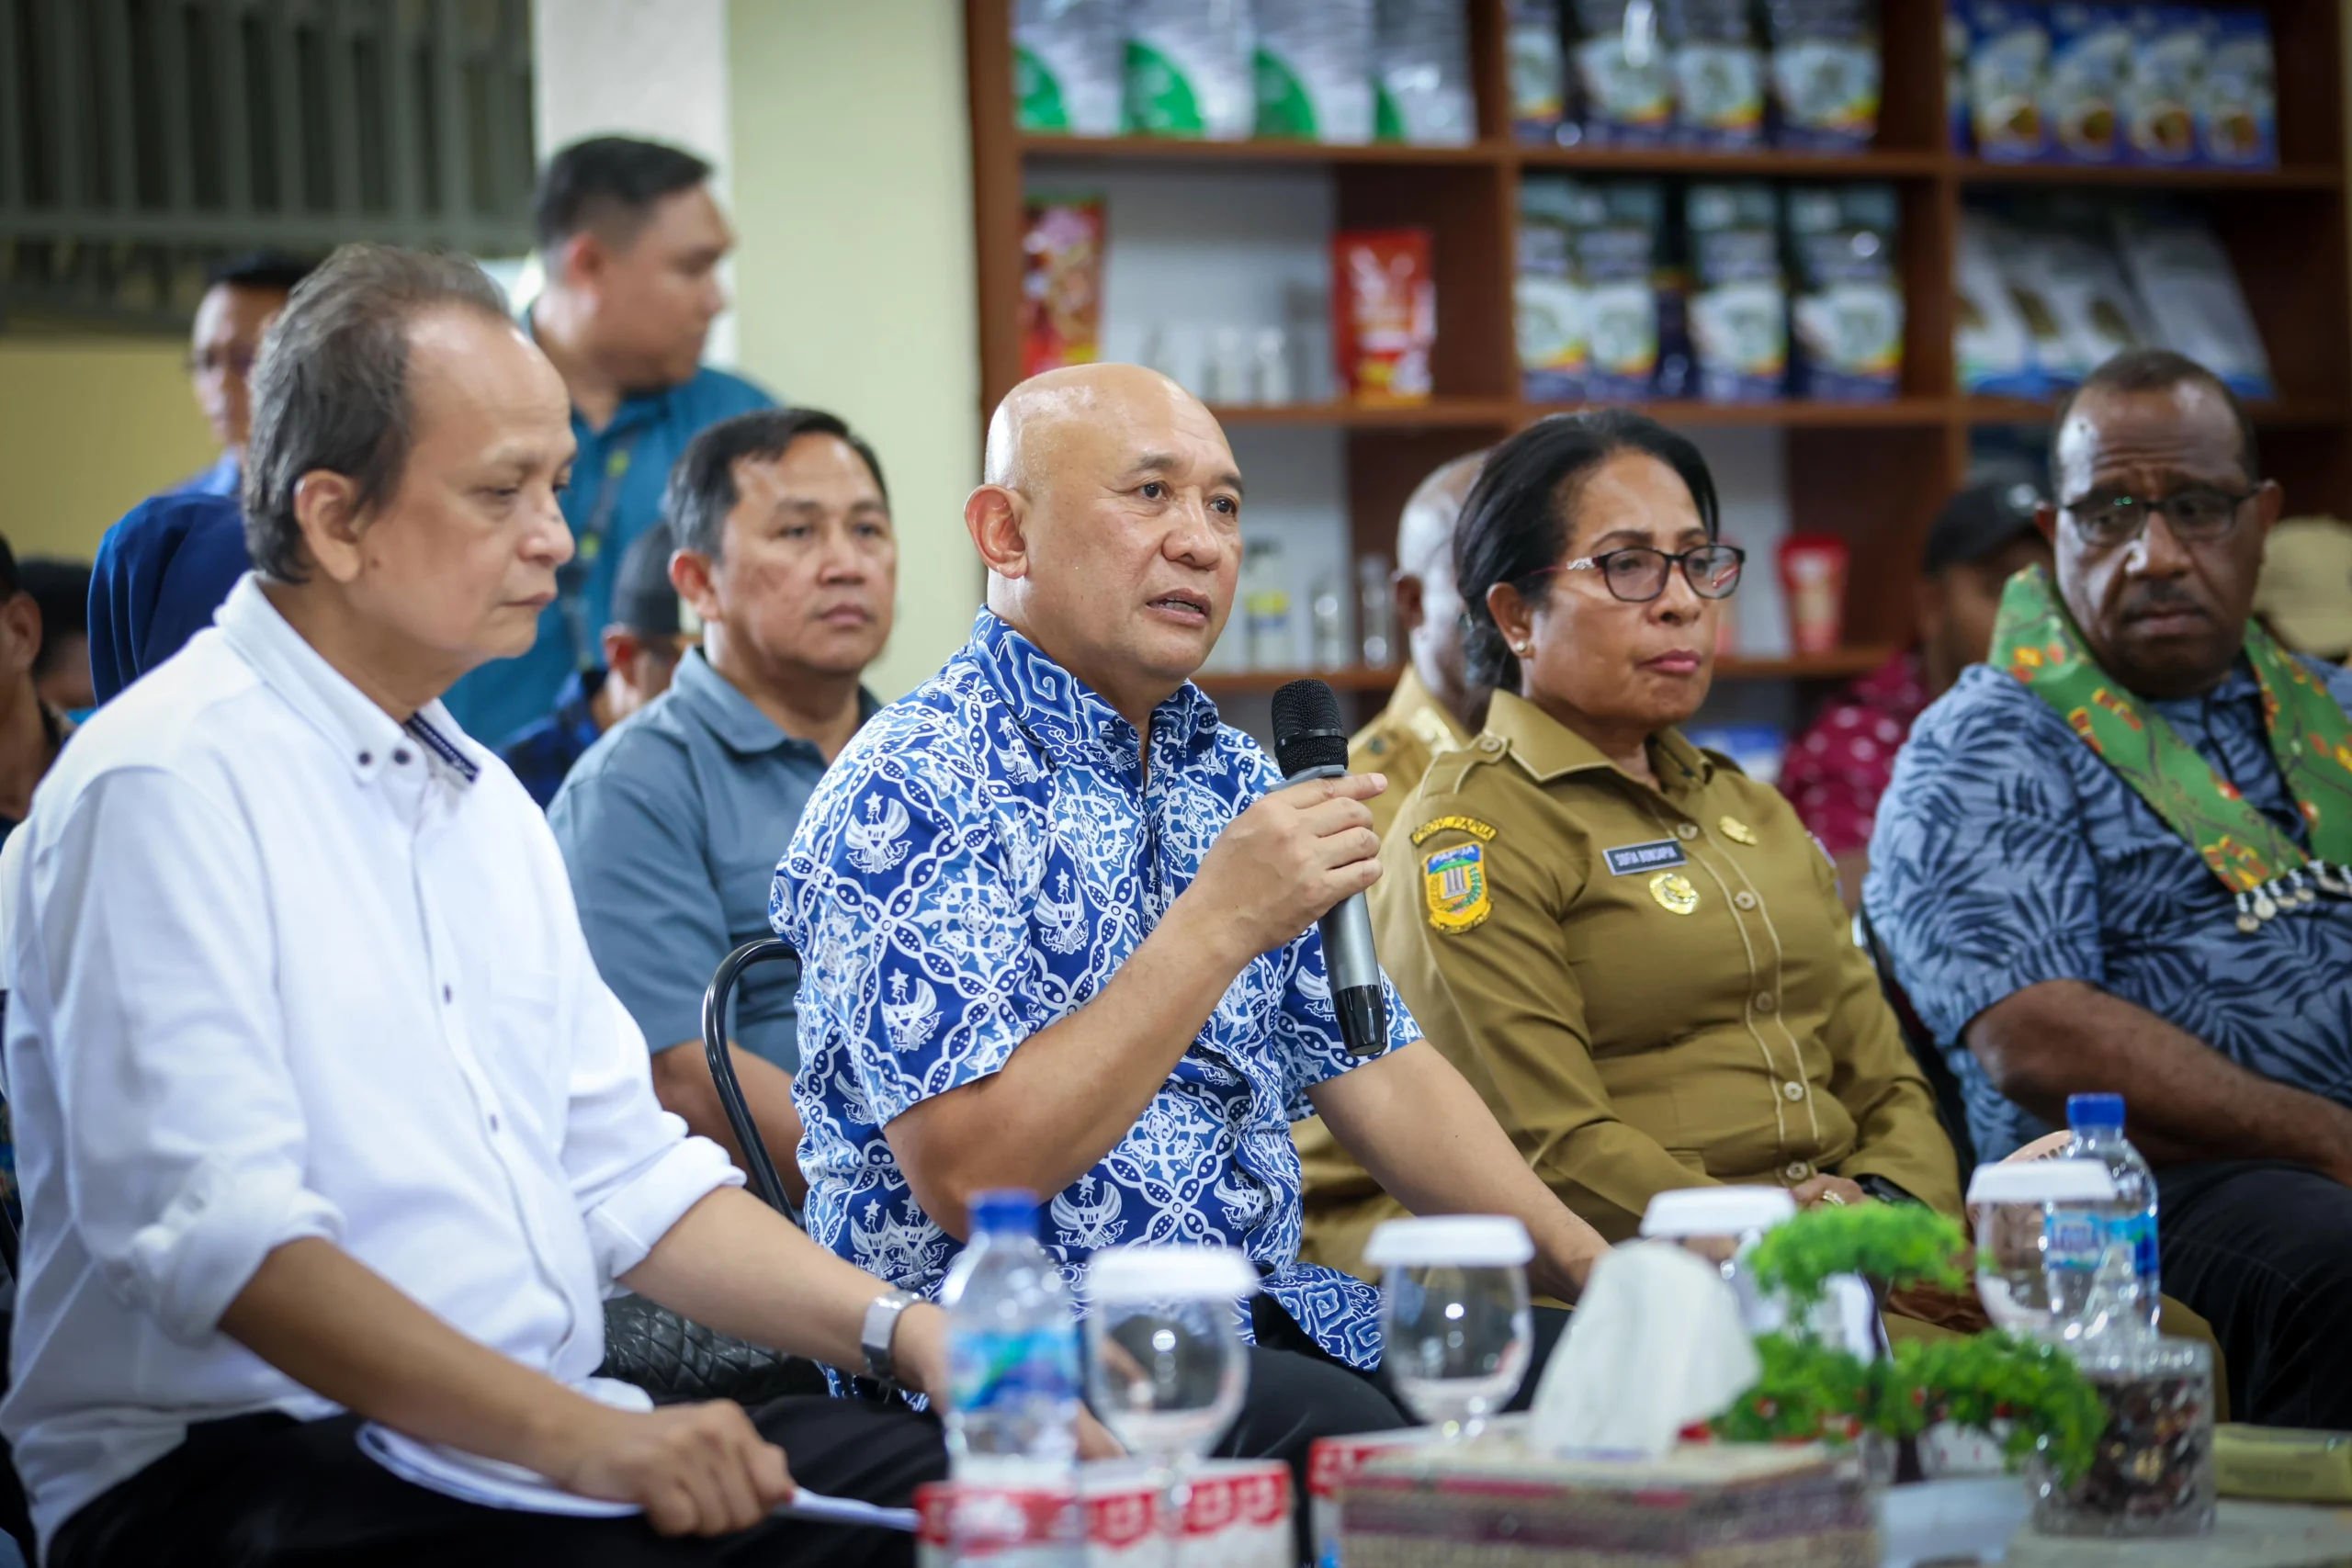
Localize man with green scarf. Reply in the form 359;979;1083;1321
1867;348;2352;1430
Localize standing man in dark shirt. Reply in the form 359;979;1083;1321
442;137;773;746
500;524;687;807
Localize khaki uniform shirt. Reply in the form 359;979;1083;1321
1350;666;1472;843
1299;690;1961;1282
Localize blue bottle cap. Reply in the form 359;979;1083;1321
2067;1092;2126;1130
968;1189;1041;1235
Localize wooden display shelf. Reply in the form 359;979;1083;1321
1195;648;1892;696
1955;159;2343;191
967;0;2352;670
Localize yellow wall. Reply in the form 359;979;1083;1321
0;341;217;560
725;0;983;701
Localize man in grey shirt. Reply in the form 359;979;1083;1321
551;409;894;1202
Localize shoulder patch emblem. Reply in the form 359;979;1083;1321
1423;841;1491;932
1411;814;1498;846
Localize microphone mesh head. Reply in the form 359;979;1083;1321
1272;679;1349;775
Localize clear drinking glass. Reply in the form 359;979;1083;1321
1638;1185;1796;1332
1966;1159;2120;1338
1366;1217;1534;1441
1083;1247;1255;1566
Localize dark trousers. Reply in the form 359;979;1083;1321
50;1396;945;1568
2157;1160;2352;1428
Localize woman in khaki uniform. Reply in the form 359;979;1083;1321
1300;411;1964;1284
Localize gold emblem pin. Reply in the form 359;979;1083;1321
1649;871;1701;915
1719;816;1758;845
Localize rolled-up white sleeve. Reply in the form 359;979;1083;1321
33;768;345;1345
555;923;742;1287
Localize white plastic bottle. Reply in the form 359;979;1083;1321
2062;1092;2164;1334
939;1190;1084;1565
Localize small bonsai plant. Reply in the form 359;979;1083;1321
1706;1201;2107;1484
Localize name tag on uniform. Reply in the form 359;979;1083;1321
1603;839;1688;877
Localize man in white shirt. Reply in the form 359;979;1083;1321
1;243;952;1568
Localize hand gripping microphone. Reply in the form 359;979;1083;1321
1271;679;1388;1057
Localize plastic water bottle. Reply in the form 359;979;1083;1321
939;1190;1083;1564
2062;1093;2164;1334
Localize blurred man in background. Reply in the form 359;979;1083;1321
19;559;93;714
175;253;316;499
551;410;894;1194
1349;450;1489;840
1782;471;2052;905
501;523;687;808
443;136;774;746
0;536;71;847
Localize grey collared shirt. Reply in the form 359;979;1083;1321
550;649;875;1072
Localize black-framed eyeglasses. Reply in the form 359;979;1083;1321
1526;544;1746;604
2062;487;2257;548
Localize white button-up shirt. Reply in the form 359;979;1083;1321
0;576;740;1551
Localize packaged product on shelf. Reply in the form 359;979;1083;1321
2199;8;2276;168
1018;197;1105;378
1374;0;1476;145
1332;229;1437;405
1761;0;1881;152
1954;210;2043;397
1571;0;1675;147
1996;210;2152;387
1966;1;2052;162
2121;6;2203;166
1256;0;1377;143
2044;4;2132;163
1241;538;1297;670
1665;0;1765;149
1779;534;1850;656
1510;0;1571;143
1685;183;1787;404
1788;184;1903;402
1013;0;1126;135
1685;723;1790;786
1125;0;1256;141
1947;6;1973;153
2112;204;2274;400
1577;181;1666;400
1517;176;1589;403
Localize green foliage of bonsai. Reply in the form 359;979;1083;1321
1706;1202;2108;1483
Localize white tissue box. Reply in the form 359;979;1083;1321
1340;1441;1878;1568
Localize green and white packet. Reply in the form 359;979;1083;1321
1127;0;1258;141
1015;0;1126;135
1256;0;1375;143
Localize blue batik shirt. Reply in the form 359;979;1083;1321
773;611;1419;1368
1865;656;2352;1160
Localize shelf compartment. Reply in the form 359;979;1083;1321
1525;398;1952;429
1515;145;1942;179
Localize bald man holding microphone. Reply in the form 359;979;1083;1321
773;365;1608;1487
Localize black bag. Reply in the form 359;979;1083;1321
597;1293;830;1406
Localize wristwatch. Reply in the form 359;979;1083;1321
861;1289;921;1384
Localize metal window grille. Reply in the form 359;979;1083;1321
0;0;533;331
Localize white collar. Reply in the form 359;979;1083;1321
213;573;482;790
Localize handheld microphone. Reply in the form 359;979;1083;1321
1271;679;1388;1057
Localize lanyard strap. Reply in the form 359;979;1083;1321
555;426;646;672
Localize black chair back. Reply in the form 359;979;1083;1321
1858;907;1980;1175
702;939;802;1226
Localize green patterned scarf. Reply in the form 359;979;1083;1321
1987;566;2352;931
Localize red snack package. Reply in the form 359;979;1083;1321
1778;533;1851;656
1020;197;1105;378
1332;229;1435;405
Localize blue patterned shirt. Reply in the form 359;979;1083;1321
1865;657;2352;1160
772;612;1419;1368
